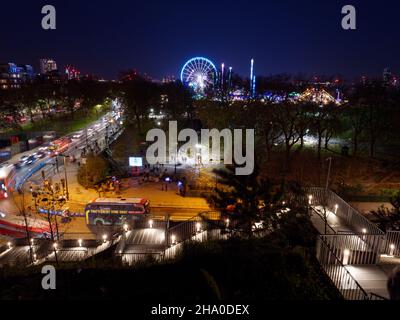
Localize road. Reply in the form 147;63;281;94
0;101;123;228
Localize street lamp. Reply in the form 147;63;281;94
325;157;333;195
58;154;70;200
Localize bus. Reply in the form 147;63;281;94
49;138;71;157
0;163;16;200
85;198;150;226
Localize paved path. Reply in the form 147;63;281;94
310;205;391;299
310;206;353;234
345;266;389;299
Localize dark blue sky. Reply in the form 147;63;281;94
1;0;399;79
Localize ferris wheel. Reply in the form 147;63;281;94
180;57;217;92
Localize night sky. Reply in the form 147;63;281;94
1;0;399;80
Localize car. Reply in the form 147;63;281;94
72;132;83;141
35;151;47;159
26;155;37;165
17;155;29;167
38;144;50;152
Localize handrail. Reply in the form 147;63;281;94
317;235;369;300
332;191;384;235
369;292;388;300
311;207;337;234
305;187;384;235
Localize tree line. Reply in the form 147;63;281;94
2;73;400;167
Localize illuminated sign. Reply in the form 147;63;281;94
129;157;143;167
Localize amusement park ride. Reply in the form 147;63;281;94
180;56;343;105
180;56;256;98
180;57;218;94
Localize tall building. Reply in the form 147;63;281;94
40;58;58;74
162;75;176;84
383;67;392;85
65;65;81;80
0;62;34;89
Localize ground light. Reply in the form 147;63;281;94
343;249;350;265
196;222;201;233
226;219;230;228
123;224;129;232
7;242;12;249
308;195;313;205
102;234;108;242
78;239;83;247
390;244;396;256
171;235;176;245
334;204;339;214
149;220;154;229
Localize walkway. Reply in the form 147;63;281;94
345;266;389;299
309;199;390;299
311;206;352;234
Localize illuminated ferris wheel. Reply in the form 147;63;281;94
180;57;217;93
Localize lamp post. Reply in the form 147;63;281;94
323;157;333;235
41;196;59;266
62;155;69;200
57;154;70;200
325;157;333;196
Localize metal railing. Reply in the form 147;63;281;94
310;207;337;235
164;229;227;260
305;187;384;235
369;292;389;300
318;234;382;265
381;231;400;257
166;211;221;247
316;235;369;300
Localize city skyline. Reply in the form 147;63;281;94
1;0;400;79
